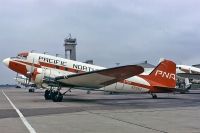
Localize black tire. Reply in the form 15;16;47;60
44;90;51;100
58;94;63;102
152;95;157;99
29;89;35;93
180;91;186;94
52;92;63;102
51;91;58;101
29;89;33;92
47;90;53;100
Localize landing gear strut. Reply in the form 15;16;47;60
151;93;157;99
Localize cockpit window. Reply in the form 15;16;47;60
18;52;29;57
16;52;29;60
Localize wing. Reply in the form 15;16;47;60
55;65;144;89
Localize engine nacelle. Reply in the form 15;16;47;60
31;68;44;85
31;68;62;88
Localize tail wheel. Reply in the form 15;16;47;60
152;94;157;99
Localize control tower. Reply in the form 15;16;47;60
64;34;77;60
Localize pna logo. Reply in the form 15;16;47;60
155;70;175;80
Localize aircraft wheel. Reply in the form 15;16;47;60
58;94;63;102
87;90;91;94
44;90;51;100
152;94;157;99
52;91;63;102
29;88;35;93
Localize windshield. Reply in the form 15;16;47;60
17;52;29;59
10;52;29;60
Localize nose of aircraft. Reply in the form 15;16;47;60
2;58;10;67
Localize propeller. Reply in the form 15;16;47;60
26;58;35;85
15;73;19;84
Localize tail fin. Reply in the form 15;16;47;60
145;59;176;88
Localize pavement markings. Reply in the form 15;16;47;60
87;111;167;133
2;90;36;133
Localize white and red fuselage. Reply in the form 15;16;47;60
3;52;176;94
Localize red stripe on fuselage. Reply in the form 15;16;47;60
14;60;84;74
17;60;41;68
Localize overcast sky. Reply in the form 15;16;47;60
0;0;200;84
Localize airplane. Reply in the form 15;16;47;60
192;64;200;68
176;65;200;82
15;74;36;92
2;51;176;102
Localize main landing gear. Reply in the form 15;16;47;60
44;87;72;102
44;89;52;100
51;91;63;102
44;89;63;102
151;93;158;99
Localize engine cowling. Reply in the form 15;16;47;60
31;68;44;84
30;68;61;88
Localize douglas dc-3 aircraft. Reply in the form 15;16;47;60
3;52;176;102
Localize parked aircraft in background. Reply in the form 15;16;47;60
15;74;36;92
176;65;200;82
192;64;200;68
3;52;176;102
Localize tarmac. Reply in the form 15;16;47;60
0;88;200;133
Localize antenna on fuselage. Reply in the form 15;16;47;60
30;50;35;53
116;63;120;66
